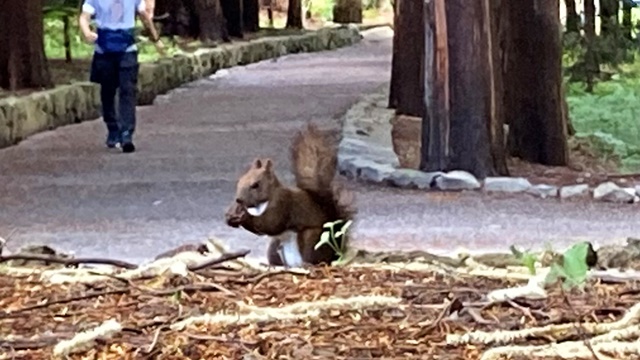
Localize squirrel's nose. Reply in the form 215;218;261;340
235;198;244;205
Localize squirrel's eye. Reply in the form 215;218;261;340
250;182;259;189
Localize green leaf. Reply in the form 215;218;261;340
561;242;590;289
521;253;537;275
314;231;332;250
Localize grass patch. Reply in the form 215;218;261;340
566;60;640;173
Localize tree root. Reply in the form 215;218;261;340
447;302;640;347
446;301;640;360
52;318;122;358
170;295;402;331
480;325;640;360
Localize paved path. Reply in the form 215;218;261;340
1;30;640;264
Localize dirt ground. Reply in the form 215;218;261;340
1;250;640;360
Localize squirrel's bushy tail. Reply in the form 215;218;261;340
290;123;356;221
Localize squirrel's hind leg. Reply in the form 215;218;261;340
267;231;305;268
299;228;339;266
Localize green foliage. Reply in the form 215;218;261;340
510;245;538;276
544;242;592;291
315;219;352;263
566;71;640;172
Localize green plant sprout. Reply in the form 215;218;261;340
545;242;592;291
510;245;539;275
315;219;352;263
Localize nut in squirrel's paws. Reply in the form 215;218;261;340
246;201;269;217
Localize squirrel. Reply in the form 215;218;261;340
224;123;356;268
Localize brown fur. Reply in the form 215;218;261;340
224;123;356;266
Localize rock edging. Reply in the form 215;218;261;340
337;85;640;204
0;25;362;149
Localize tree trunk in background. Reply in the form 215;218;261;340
286;0;303;28
388;0;400;108
155;0;229;42
388;0;424;117
333;0;363;23
622;0;633;40
0;0;52;90
243;0;260;32
583;0;597;92
487;0;508;175
444;0;497;178
196;0;231;41
221;0;244;38
599;0;619;38
504;0;568;166
421;0;449;172
564;0;580;33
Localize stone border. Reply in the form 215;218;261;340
0;25;362;149
337;85;640;204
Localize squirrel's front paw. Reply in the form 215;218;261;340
224;202;248;227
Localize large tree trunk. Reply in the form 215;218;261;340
388;0;400;108
564;0;580;33
286;0;304;28
388;0;424;117
333;0;363;23
444;0;497;178
243;0;260;32
221;0;244;38
0;0;52;91
505;0;568;166
487;0;508;175
421;0;449;171
622;0;633;40
155;0;229;42
599;0;620;38
584;0;598;92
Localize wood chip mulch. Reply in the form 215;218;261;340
1;263;639;360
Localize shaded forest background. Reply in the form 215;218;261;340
1;0;640;175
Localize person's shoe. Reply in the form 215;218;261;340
106;130;121;148
121;131;135;153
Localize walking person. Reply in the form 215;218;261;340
78;0;164;153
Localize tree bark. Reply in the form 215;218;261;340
504;0;568;166
599;0;619;38
388;0;424;117
444;0;497;178
221;0;244;37
388;0;400;108
487;0;508;175
564;0;580;33
622;0;633;40
155;0;229;42
0;0;52;91
421;0;449;172
286;0;303;28
333;0;363;23
243;0;260;32
583;0;597;92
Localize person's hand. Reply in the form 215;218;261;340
154;39;166;55
83;31;98;44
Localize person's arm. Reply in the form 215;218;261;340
136;0;164;52
78;0;97;43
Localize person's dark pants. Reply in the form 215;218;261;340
89;51;139;138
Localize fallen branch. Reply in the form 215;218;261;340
0;335;65;350
1;288;130;318
0;254;137;270
447;302;640;346
53;318;122;357
188;250;250;272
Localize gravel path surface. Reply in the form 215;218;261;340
1;30;639;263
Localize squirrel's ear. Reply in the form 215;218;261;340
264;158;273;171
252;158;263;169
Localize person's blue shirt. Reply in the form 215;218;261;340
81;0;146;54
